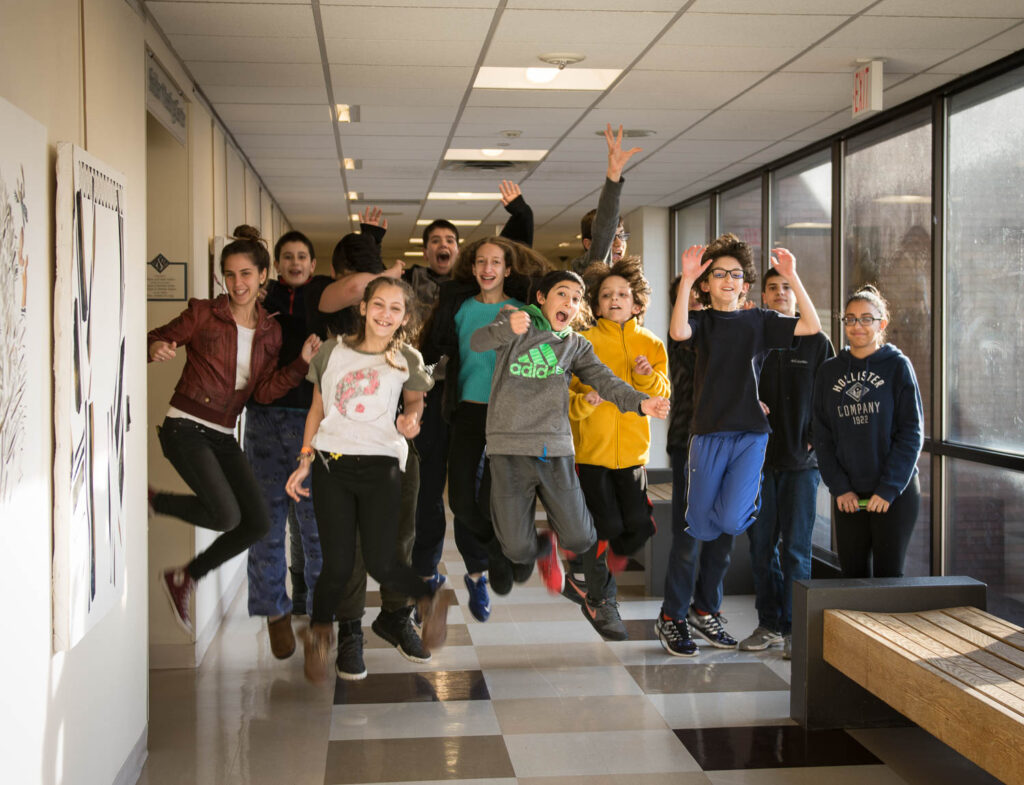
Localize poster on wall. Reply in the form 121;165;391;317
0;99;47;533
53;143;129;651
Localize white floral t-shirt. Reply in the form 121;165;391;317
308;338;432;470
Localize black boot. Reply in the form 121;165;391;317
335;618;366;680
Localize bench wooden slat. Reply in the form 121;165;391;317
881;612;1024;711
941;606;1024;652
824;608;1024;785
842;610;1024;718
647;483;672;501
915;609;1024;679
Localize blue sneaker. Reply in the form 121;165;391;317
413;573;446;627
464;574;491;622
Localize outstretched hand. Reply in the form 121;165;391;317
499;180;522;206
680;245;710;284
641;396;670;420
769;247;797;279
605;124;642;181
360;206;387;229
150;340;177;362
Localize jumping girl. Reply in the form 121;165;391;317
286;276;449;685
149;225;320;636
421;236;548;619
812;284;924;578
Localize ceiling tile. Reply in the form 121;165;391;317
689;0;866;11
189;62;324;87
324;38;482;67
598;70;767;110
147;2;314;37
234;134;337;150
661;12;850;48
319;5;496;40
865;0;1024;17
216;104;328;123
168;34;321;64
824;16;1016;50
326;86;465;108
204;86;328;104
225;121;335;136
493;8;676;47
640;44;804;72
467;89;598;109
682;109;835;140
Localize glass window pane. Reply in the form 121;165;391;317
674;199;711;272
719;178;763;268
770;150;832;330
843;112;932;435
945;67;1024;455
904;452;931;577
945;458;1024;625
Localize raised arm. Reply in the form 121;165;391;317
582;125;642;266
769;248;821;337
669;245;710;341
498;180;534;247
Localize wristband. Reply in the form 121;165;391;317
297;446;314;463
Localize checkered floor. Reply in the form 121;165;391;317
140;539;1000;785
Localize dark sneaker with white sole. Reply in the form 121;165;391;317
686;606;737;648
561;573;587;606
372;606;431;663
335;619;366;680
738;625;783;651
581;597;629;641
655;615;698;657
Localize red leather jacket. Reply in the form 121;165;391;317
148;295;308;427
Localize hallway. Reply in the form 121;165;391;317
139;534;999;785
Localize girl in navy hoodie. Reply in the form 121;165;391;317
812;285;923;577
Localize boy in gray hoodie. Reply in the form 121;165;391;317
471;270;669;637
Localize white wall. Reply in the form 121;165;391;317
0;1;149;782
623;205;672;471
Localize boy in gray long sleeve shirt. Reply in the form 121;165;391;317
471;270;669;629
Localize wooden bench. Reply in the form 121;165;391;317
824;606;1024;785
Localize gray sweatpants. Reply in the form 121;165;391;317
488;454;597;563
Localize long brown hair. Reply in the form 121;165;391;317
344;277;418;370
453;236;549;287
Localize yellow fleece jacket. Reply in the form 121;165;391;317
570;317;671;468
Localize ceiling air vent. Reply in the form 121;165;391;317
441;159;531;172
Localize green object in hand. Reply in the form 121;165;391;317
858;498;870;509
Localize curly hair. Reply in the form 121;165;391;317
583;255;650;325
345;277;419;370
695;233;756;307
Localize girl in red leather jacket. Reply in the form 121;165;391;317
148;225;320;636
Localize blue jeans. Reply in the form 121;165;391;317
662;446;734;620
244;406;322;617
747;468;819;635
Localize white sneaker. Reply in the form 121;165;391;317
738;625;783;651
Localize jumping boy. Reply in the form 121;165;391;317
664;234;821;644
567;257;671;640
471;270;669;603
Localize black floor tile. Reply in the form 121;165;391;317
673;725;881;770
333;669;490;704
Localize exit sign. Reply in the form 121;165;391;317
852;60;884;119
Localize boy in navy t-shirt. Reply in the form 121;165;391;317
665;234;821;643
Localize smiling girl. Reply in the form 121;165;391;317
812;284;924;578
420;237;548;620
149;225;320;636
285;277;450;684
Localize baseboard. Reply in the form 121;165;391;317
149;562;246;669
112;724;148;785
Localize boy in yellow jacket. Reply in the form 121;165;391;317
568;257;671;639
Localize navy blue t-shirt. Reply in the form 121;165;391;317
685;308;798;435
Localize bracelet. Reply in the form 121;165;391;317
297;447;314;463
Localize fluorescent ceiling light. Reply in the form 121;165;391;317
416;219;481;227
444;148;547;162
335;104;360;122
784;222;831;230
409;238;423;244
343;158;361;170
526;68;559;84
347;191;360;200
873;195;930;204
350;213;360;221
475;67;620;91
557;242;572;248
404;251;424;257
428;192;500;201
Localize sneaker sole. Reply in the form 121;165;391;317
738;637;782;652
336;664;367;681
691;630;738;649
656;627;698;657
159;569;193;636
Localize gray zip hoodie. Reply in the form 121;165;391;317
471;306;648;458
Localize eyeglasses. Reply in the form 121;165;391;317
709;269;746;280
614;232;630;242
840;315;884;326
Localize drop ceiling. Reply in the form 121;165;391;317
143;0;1024;264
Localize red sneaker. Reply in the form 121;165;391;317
536;531;565;594
161;567;195;634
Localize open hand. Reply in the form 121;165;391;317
680;245;710;284
769;247;796;279
605;124;642;180
360;206;387;229
641;396;670;419
300;334;322;363
150;340;177;362
499;180;522;206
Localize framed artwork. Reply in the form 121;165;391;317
53;143;129;650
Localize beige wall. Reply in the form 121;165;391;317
0;0;291;780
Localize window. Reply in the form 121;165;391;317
843;112;933;435
674;198;711;272
945;66;1024;455
719;178;763;271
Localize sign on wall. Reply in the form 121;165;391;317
146;49;187;146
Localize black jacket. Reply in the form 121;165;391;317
760;331;835;471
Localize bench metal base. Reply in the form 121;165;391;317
791;576;987;729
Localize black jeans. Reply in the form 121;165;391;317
311;453;428;625
833;475;921;578
154;416;271;580
577;463;656;556
447;402;498;552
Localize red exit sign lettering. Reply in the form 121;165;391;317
852;60;884;119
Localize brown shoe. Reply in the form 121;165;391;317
417;590;451;651
268;614;295;659
301;623;334;685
